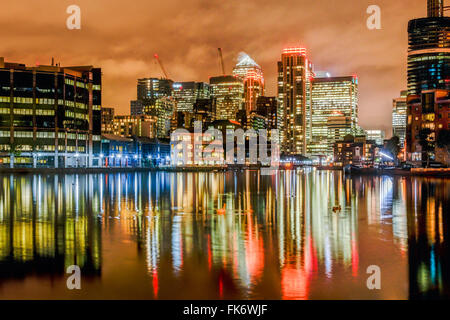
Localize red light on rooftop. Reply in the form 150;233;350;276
282;47;307;56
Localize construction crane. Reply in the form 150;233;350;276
154;53;169;79
217;48;226;75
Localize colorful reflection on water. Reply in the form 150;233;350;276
0;170;448;299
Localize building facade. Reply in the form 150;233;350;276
172;81;210;112
101;107;115;134
0;58;101;168
249;112;267;131
256;96;278;131
406;0;450;163
232;53;264;117
277;47;314;155
407;89;449;161
308;76;359;157
137;78;173;102
333;135;379;167
146;96;176;139
130;100;144;116
210;75;244;122
365;129;385;145
170;131;224;167
132;78;176;139
392;90;408;148
327;116;354;156
112;114;157;138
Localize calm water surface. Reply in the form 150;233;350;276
0;170;448;299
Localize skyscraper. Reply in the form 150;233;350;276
277;47;314;155
137;78;173;101
392;90;408;148
256;96;278;131
428;0;444;17
232;53;264;117
172;82;211;112
406;0;449;163
327;116;354;151
209;75;244;122
132;78;175;138
407;10;449;96
152;96;176;139
308;76;359;157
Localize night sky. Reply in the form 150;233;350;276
0;0;427;135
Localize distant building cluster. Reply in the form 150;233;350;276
129;49;368;167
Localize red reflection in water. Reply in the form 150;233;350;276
219;275;224;298
207;235;212;271
152;270;159;298
245;217;265;282
351;238;359;277
281;267;310;300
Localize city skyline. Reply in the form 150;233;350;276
0;1;427;135
0;0;449;307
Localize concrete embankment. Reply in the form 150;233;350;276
1;166;449;177
0;167;227;175
342;167;450;177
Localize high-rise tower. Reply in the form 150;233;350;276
427;0;444;17
210;75;244;121
232;53;264;119
406;0;449;164
277;47;314;155
309;76;359;157
392;91;408;149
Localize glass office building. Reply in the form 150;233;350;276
137;78;173;102
232;53;264;117
132;78;175;139
406;0;450;161
407;17;450;96
0;57;101;168
209;75;244;121
392;90;408;148
172;82;211;112
308;76;359;157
